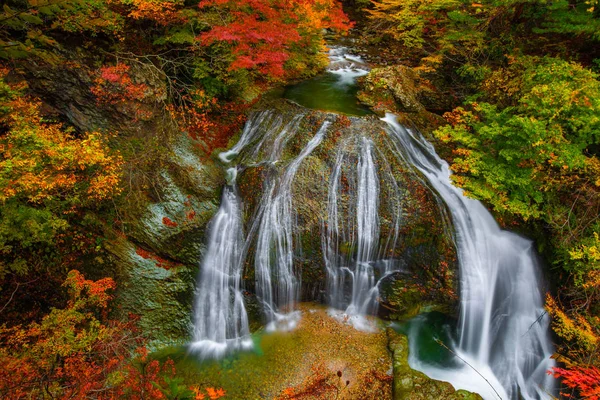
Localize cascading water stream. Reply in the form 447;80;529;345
190;110;282;357
190;181;252;358
351;137;380;316
323;138;384;328
252;120;331;331
327;46;370;85
219;111;273;164
192;108;332;355
383;114;556;399
190;44;556;400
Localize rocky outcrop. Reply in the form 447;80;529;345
237;101;459;316
387;329;483;400
357;65;450;136
22;60;224;346
107;135;224;346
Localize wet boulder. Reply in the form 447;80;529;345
387;329;483;400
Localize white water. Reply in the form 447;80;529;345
219;111;273;164
252;120;330;330
194;109;330;348
190;111;278;357
327;46;369;86
191;44;556;398
190;182;253;358
383;114;556;400
322;135;405;331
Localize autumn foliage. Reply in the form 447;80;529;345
198;0;351;79
121;0;187;26
0;70;123;282
551;366;600;400
0;271;225;399
0;270;128;398
91;64;150;104
0;72;122;205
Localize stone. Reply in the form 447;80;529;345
387;328;483;400
357;65;450;135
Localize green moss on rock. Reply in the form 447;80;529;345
387;328;483;400
357;66;448;136
107;134;224;344
108;239;197;348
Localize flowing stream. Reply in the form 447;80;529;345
190;183;252;358
251;119;330;330
383;115;556;399
322;135;404;331
190;45;556;399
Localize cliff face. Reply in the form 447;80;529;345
23;59;225;345
357;65;450;137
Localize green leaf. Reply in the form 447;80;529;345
20;13;44;25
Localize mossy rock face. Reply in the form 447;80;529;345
23;57;169;135
357;65;448;136
359;65;425;113
387;329;483;400
109;135;224;345
108;239;197;348
126;146;223;260
379;273;455;320
237;101;458;315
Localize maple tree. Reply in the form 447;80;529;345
92;64;150;104
197;0;351;79
0;270;226;399
435;57;600;220
0;70;123;282
0;270;130;398
119;0;186;26
551;366;600;400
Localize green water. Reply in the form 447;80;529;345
393;311;461;368
153;303;391;398
283;72;372;116
153;331;299;398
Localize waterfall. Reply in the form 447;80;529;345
190;110;279;357
219;111;273;164
189;44;556;400
190;182;252;358
351;137;380;318
324;138;382;319
323;135;404;331
192;109;331;353
383;114;556;400
327;46;370;85
252;120;330;331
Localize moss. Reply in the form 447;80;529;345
357;66;448;136
293;154;329;231
238;164;266;225
108;239;196;347
157;304;392;399
387;329;483;400
106;134;224;343
380;274;455;320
